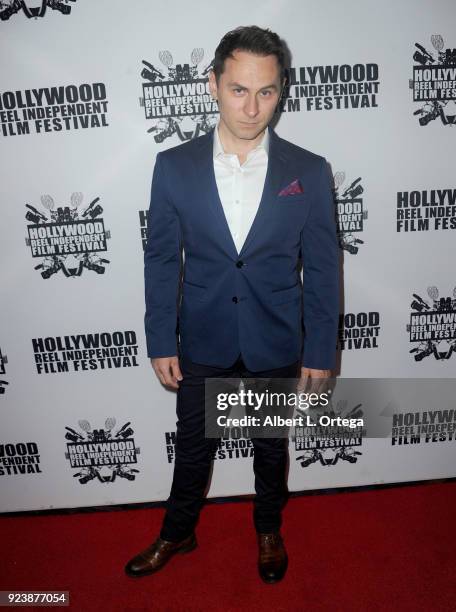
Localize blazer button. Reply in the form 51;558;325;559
232;296;238;303
236;261;244;268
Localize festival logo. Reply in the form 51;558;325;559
65;418;140;484
391;409;456;446
139;210;147;251
407;286;456;361
338;312;380;351
0;83;109;137
280;63;379;113
32;330;139;374
0;346;8;395
139;49;218;142
410;34;456;126
334;171;367;254
294;400;364;468
0;442;42;476
0;0;76;20
396;188;456;232
25;193;110;279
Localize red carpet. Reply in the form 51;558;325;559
1;481;456;611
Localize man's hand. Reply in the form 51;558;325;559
151;356;183;389
297;367;331;394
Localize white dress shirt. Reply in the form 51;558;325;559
213;121;269;254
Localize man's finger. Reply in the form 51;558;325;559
160;364;179;389
152;360;178;389
309;376;323;395
153;368;165;386
297;368;309;393
170;359;183;384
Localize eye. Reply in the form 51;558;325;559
260;90;273;97
233;87;245;94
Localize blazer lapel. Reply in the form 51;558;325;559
194;130;239;259
238;126;288;257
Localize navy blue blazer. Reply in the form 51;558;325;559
144;126;340;371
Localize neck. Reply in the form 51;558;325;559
217;119;266;164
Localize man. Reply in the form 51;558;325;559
125;25;339;583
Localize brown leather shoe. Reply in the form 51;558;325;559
124;533;197;578
257;532;288;584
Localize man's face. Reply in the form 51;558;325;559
208;49;284;142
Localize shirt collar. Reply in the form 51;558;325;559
213;120;269;160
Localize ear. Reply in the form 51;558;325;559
208;69;218;100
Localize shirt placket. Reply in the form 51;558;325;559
226;154;239;252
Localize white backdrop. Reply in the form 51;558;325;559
1;0;455;512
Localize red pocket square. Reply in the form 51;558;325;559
278;179;304;197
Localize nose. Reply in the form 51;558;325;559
245;93;259;117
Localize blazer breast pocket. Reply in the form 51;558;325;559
276;194;307;205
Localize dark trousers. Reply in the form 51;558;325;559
160;353;300;542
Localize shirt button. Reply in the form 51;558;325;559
236;261;244;268
232;296;238;303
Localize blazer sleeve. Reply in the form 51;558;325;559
144;152;182;358
300;158;340;370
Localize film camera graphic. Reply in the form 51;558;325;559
407;286;456;361
139;48;218;142
410;34;456;127
333;171;368;255
0;0;76;20
65;418;140;484
25;193;111;278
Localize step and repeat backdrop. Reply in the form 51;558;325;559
1;0;455;512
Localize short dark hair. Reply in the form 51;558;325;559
212;25;288;84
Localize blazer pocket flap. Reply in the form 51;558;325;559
182;280;208;301
269;283;302;305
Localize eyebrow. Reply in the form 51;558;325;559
228;82;279;91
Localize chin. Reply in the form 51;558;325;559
238;124;266;138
